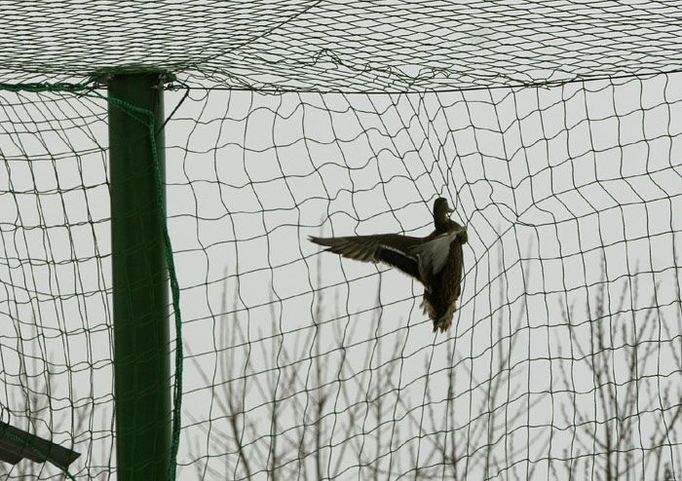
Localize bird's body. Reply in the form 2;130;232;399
310;198;467;332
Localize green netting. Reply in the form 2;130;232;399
3;1;682;91
1;2;682;480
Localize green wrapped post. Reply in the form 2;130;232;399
108;73;170;480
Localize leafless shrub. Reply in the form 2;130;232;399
557;261;682;481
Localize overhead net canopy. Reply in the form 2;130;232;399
2;0;682;90
0;1;681;480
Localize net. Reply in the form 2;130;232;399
0;1;681;480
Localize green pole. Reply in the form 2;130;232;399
108;73;170;480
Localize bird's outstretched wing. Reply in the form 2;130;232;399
309;234;424;281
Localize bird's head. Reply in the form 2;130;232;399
433;197;455;228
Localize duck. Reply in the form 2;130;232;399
309;197;467;332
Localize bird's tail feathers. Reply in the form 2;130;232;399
420;296;456;333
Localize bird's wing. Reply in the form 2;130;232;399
309;234;424;281
409;229;462;283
